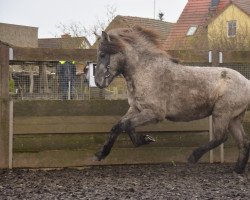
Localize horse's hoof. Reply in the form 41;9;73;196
233;171;248;182
94;152;103;161
187;155;197;164
144;135;156;143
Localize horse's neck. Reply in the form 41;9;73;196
124;49;172;74
123;51;172;90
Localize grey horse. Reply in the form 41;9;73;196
94;26;250;174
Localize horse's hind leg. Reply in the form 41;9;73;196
188;115;229;164
229;117;250;174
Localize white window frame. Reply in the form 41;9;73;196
186;26;198;36
227;20;237;38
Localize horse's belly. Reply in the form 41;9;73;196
165;106;212;122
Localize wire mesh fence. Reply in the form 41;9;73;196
9;61;127;100
9;60;250;101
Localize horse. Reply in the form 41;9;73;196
94;26;250;174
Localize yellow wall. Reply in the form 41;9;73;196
208;4;250;50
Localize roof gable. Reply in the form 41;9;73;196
112;15;174;41
38;37;90;49
91;15;174;48
207;0;250;26
232;0;250;15
164;0;231;50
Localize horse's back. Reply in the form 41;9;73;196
165;65;250;122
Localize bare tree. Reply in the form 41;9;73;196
89;5;117;40
54;5;117;45
55;21;88;37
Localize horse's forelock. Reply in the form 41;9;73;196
99;35;124;54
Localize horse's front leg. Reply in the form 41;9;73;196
94;108;137;161
95;108;161;160
94;123;123;161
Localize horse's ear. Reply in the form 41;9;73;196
101;31;110;42
94;31;101;41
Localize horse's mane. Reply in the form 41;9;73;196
99;26;161;53
99;26;179;63
133;26;161;47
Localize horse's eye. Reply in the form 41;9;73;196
100;52;105;58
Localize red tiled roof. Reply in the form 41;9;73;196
232;0;250;15
164;0;231;50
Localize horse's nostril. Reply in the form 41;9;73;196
105;73;111;78
95;81;103;89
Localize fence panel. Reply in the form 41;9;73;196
9;61;127;100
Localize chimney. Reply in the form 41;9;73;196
211;0;220;7
61;33;71;38
209;0;220;17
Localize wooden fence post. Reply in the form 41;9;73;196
212;50;220;66
0;43;10;168
211;50;225;163
209;116;214;163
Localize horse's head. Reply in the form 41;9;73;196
95;31;126;89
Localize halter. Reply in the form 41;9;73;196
104;54;111;79
104;65;111;79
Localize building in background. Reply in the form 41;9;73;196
164;0;231;50
0;22;38;47
208;0;250;50
91;15;174;48
38;34;91;49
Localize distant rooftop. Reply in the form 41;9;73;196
164;0;231;50
92;15;174;48
38;35;91;49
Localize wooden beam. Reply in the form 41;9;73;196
167;50;208;64
12;47;97;62
0;43;10;168
222;51;250;64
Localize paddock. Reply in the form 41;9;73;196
1;43;250;198
1;45;249;169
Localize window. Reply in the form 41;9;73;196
186;26;198;36
227;20;237;37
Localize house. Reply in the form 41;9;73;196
208;0;250;50
0;22;38;47
164;0;231;50
38;34;91;49
92;15;174;48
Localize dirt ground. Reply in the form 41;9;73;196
0;163;249;200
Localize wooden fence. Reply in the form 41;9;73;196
1;46;250;168
0;43;10;168
12;100;239;168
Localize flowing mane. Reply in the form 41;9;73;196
99;26;163;54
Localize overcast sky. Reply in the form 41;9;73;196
0;0;187;38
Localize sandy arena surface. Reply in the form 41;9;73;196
0;163;250;200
